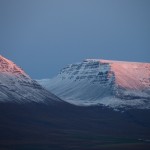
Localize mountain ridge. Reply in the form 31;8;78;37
37;59;150;108
1;56;150;149
0;55;62;103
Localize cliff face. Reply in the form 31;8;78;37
38;59;150;108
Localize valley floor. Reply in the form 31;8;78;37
0;135;150;150
0;102;150;150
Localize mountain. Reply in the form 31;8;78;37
37;59;150;109
0;56;150;149
0;55;61;103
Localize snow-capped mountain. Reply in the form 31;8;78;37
37;59;150;109
1;56;150;149
0;55;61;103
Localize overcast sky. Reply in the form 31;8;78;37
0;0;150;79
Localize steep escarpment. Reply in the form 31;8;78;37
38;59;150;108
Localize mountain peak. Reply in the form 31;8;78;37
0;55;29;78
82;58;150;89
0;55;61;103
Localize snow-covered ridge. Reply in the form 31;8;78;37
60;58;150;90
0;55;61;103
37;59;150;109
85;58;149;64
0;55;29;78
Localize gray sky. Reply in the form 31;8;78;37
0;0;150;79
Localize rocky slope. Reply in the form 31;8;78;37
37;59;150;108
0;55;61;103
